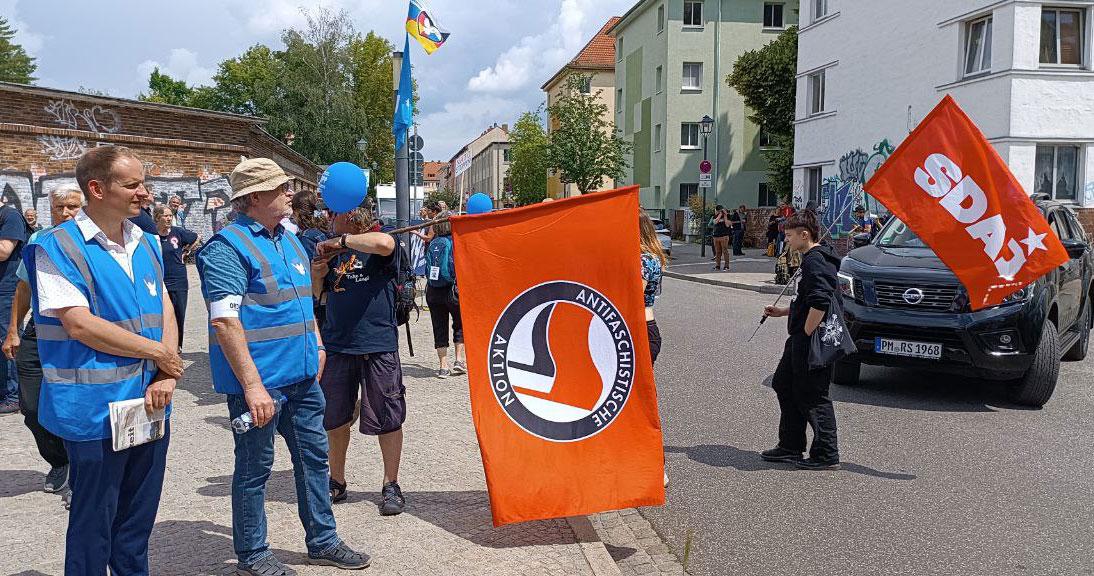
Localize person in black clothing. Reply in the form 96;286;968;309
761;209;841;470
128;194;157;235
731;205;747;255
711;205;732;271
155;204;199;349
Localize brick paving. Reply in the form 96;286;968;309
0;269;687;576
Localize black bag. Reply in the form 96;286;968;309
391;237;419;327
807;295;857;370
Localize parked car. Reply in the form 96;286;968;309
650;218;672;257
834;196;1093;407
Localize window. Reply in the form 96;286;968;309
577;76;591;94
684;1;703;26
764;3;785;28
654;124;663;152
655;65;663;93
808;70;826;115
682;62;703;90
615;88;623;111
1035;144;1080;201
759;128;774;148
813;0;827;22
681;123;700;149
680;183;699;206
503;148;511;162
807;167;823;205
657;4;665;33
655;185;662;203
1040;8;1084;65
758;183;777;207
964;16;993;76
616;36;623;61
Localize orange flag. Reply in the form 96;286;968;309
451;186;665;526
865;95;1068;309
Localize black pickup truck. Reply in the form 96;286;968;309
834;196;1093;407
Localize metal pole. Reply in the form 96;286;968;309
701;134;708;258
393;50;409;232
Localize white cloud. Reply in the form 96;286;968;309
467;0;592;93
136;48;217;89
0;0;45;56
416;96;526;160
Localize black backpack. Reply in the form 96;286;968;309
391;237;419;327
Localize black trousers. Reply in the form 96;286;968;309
771;334;839;461
167;289;187;348
647;320;662;364
732;229;745;254
426;284;463;349
16;323;68;468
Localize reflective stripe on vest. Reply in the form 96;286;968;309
223;226;278;295
36;313;164;342
42;361;146;385
245;319;317;343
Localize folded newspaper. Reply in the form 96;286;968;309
108;398;166;452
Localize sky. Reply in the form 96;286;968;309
2;0;636;161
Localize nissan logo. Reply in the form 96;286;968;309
903;288;925;305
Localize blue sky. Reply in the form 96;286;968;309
2;0;635;161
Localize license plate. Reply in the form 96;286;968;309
874;337;942;360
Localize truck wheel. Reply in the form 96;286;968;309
1012;323;1060;407
1063;300;1090;361
832;358;861;386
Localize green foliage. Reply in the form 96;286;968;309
687;193;714;234
139;68;195;106
547;74;631;195
0;17;36;84
426;187;460;212
508;109;550;206
727;26;797;202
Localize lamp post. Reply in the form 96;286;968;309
699;114;714;257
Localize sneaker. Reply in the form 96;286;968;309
44;464;69;493
379;481;405;516
795;457;841;470
760;447;804;463
329;478;348;504
0;398;19;415
308;541;370;570
451;361;466;375
437;368;451;379
61;487;72;511
237;554;297;576
663;472;669;488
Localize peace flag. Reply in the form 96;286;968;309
865;95;1068;309
451;186;665;526
406;0;449;55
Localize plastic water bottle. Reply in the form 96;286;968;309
231;395;284;434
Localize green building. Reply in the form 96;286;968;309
609;0;799;214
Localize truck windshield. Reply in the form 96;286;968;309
875;218;928;248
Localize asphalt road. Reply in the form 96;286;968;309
645;277;1094;576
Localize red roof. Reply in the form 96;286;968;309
541;17;620;89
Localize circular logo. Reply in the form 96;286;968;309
903;288;925;305
488;281;636;442
700;160;713;174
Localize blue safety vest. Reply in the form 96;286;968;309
25;220;166;442
204;220;318;394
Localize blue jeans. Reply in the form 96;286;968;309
227;379;340;565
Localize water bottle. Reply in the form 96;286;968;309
231;394;284;434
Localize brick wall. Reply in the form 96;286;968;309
0;83;319;237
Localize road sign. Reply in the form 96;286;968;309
409;135;424;152
411;151;424;164
455;151;472;176
699;180;712;189
699;173;712;182
699;160;712;174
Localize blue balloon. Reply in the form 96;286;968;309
319;162;369;213
467;192;493;215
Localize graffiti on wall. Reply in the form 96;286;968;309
37;99;123;160
818;139;894;236
0;170;234;240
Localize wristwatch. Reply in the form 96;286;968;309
339;233;348;249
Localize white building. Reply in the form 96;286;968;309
793;0;1094;227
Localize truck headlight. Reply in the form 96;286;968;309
1000;286;1033;306
837;272;855;298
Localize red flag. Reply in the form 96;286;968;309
451;187;664;526
865;95;1068;309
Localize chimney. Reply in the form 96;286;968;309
502;124;509;132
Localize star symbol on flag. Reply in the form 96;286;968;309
1021;227;1048;255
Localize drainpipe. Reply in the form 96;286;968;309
712;0;722;207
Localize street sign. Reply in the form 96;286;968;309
699;173;712;182
699;160;712;174
699;180;712;188
411;151;424;164
409;135;424;152
455;150;472;177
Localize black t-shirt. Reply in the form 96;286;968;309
729;211;743;231
712;214;731;237
129;208;157;235
158;226;198;292
0;205;28;295
321;248;398;355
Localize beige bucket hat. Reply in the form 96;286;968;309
229;158;291;200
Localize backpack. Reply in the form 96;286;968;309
391;237;419;327
425;236;456;287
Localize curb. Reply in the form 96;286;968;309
567;515;624;576
663;270;786;295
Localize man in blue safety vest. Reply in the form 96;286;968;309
25;145;182;574
196;158;370;576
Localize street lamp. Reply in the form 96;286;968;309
699;115;714;257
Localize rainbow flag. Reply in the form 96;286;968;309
406;0;449;54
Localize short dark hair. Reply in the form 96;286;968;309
784;209;820;241
715;204;724;211
75;146;140;195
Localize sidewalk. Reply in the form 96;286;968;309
664;241;786;295
0;268;687;576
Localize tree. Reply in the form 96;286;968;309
547;74;631;195
0;17;36;84
348;32;398;188
727;26;797;202
508;109;551;206
138;68;195;106
426;187;460;212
